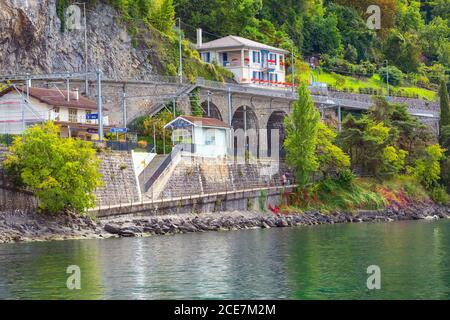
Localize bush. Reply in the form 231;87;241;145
430;186;450;205
379;66;404;86
336;169;355;188
3;122;103;214
137;140;148;149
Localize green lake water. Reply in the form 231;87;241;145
0;219;449;299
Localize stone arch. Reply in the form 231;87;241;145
231;106;259;159
267;110;288;159
200;101;223;121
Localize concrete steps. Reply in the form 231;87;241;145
138;154;168;191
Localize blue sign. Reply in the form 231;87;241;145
110;128;127;133
86;113;99;120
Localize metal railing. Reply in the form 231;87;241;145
196;78;298;99
143;144;185;192
105;140;154;152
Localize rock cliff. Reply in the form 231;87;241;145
0;0;154;79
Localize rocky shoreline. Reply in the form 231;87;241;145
1;203;449;243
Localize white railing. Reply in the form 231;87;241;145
196;78;298;99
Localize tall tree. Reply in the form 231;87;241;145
284;85;320;188
439;79;450;132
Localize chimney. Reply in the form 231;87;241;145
73;88;79;101
197;28;203;47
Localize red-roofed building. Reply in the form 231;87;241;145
0;86;113;139
164;115;231;157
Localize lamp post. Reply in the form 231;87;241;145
177;18;183;84
291;41;295;96
384;59;389;98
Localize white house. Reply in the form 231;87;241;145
0;86;112;139
164;115;230;158
196;29;288;88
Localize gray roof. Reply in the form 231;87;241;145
197;35;288;54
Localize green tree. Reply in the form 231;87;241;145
408;144;446;190
149;0;176;34
378;65;404;86
381;145;408;177
142;110;176;153
420;17;450;67
284;85;320;187
439;80;450;132
316;122;350;177
337;115;393;177
3;122;102;214
383;30;422;73
190;88;203;116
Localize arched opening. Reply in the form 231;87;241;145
200;101;223;121
267;110;287;159
231;106;259;160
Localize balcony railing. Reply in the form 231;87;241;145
196;78;298;99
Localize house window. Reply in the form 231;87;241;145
173;129;192;144
252;71;257;80
202;52;211;63
69;108;78;122
53;107;60;121
205;134;216;145
252;51;261;63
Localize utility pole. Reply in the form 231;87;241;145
177;18;183;84
66;74;70;102
96;69;104;141
75;2;89;95
385;59;389;98
291;41;295;96
227;87;233;156
337;104;342;132
172;99;176;117
122;91;127;141
153;123;156;154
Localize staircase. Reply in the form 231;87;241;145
138;154;168;191
127;83;197;125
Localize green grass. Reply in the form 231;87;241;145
291;63;437;101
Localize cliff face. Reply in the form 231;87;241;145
0;0;154;79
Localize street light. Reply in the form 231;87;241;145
384;59;389;99
177;18;183;84
291;41;295;97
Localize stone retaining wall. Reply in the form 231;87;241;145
154;156;287;199
95;150;141;207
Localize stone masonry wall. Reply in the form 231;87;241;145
95;151;141;207
158;157;287;199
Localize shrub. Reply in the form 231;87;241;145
336;169;355;188
138;140;148;149
3;122;103;214
430;186;450;205
379;66;404;86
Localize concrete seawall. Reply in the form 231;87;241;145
90;185;295;218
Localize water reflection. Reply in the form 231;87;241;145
0;220;449;299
